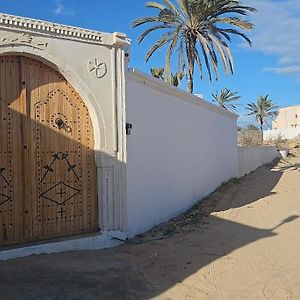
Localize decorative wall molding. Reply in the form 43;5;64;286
0;13;103;44
112;32;130;48
88;57;107;78
0;32;48;50
98;166;114;230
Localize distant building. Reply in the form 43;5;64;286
272;105;300;129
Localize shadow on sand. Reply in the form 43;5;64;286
0;157;299;300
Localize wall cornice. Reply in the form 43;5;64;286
0;13;129;47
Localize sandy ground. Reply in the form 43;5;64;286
1;148;300;300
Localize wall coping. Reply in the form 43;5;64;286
0;13;130;47
238;145;277;149
128;68;238;120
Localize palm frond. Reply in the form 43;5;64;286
132;0;257;93
212;88;240;112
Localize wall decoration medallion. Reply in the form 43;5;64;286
88;57;107;78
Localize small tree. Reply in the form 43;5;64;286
246;95;279;132
246;124;259;131
212;88;240;112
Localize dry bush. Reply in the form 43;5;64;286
264;134;289;149
238;130;263;146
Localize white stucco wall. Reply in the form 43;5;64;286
238;146;279;178
263;128;300;140
125;69;238;236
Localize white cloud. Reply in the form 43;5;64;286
244;0;300;81
53;0;74;16
263;66;300;75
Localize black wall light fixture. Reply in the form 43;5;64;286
126;123;133;135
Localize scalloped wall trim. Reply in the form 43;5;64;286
0;13;109;44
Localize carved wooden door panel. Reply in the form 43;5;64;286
0;56;25;243
0;56;98;245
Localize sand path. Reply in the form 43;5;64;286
1;149;300;300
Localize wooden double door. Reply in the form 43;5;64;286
0;56;98;245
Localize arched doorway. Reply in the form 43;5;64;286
0;55;98;245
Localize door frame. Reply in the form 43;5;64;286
0;46;128;236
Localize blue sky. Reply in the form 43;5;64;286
1;0;299;127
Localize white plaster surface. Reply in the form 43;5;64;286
263;128;300;140
238;146;279;178
125;69;238;236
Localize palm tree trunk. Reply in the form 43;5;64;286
260;118;264;142
186;37;196;94
187;62;194;93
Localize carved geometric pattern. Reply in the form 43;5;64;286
0;193;11;206
0;167;9;185
0;167;11;206
88;58;107;78
0;33;48;50
41;152;80;182
39;181;80;206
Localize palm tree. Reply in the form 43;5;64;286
246;95;279;132
170;71;184;87
151;67;164;79
151;67;184;87
133;0;256;93
212;88;240;112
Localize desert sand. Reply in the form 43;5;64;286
1;148;300;300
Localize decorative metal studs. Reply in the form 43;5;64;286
41;152;80;182
0;167;11;206
39;181;80;206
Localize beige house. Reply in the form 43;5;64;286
273;105;300;129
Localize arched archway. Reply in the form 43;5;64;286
0;47;107;152
0;55;99;244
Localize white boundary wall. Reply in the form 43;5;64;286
263;128;300;140
238;146;279;178
125;69;238;236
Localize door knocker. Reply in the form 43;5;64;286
55;118;72;133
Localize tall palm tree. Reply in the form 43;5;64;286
151;67;184;87
246;95;279;131
133;0;256;93
212;88;240;112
